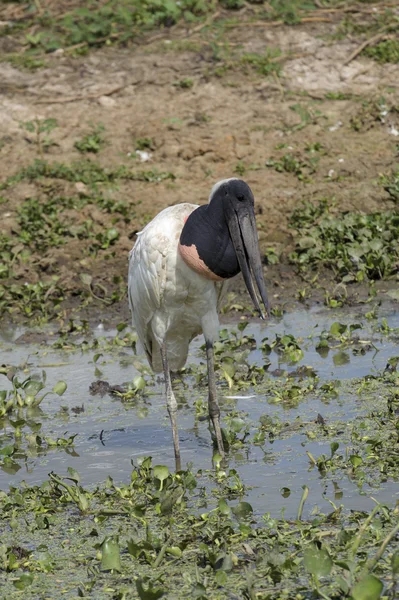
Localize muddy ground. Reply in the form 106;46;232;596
0;3;398;322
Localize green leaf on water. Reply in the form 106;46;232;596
53;381;67;396
232;501;253;519
215;570;228;585
101;536;121;572
237;321;248;332
351;574;383;600
0;445;14;456
303;544;332;578
350;454;363;469
160;486;184;514
23;380;44;397
330;322;347;336
280;487;291;498
392;550;399;575
330;441;339;457
153;465;169;491
67;467;80;483
136;578;165;600
13;573;34;590
133;375;146;391
218;498;231;515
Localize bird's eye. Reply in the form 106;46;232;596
237;194;245;202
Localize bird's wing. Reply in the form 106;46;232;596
128;203;198;367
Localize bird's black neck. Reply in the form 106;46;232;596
179;204;240;279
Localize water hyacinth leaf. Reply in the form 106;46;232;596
218;498;231;515
53;381;67;396
166;546;182;558
23;380;44;397
215;570;228;585
350;454;363;469
67;467;80;483
392;550;399;575
303;544;332;578
330;322;347;336
230;417;245;433
0;390;6;402
133;375;146;391
1;459;21;475
221;357;236;378
330;441;339;457
0;445;14;456
101;536;121;572
135;578;165;600
160;486;184;514
13;573;34;590
280;487;291;498
351;574;383;600
232;501;253;519
215;553;233;572
153;465;169;491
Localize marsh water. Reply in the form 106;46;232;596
1;306;399;519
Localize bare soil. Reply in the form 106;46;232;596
1;12;398;322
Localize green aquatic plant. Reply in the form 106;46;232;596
0;367;67;417
289;200;399;280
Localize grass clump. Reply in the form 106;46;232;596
363;38;399;64
240;49;282;76
289;200;399;281
380;168;399;202
2;159;175;188
74;123;107;154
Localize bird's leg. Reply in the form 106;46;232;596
160;343;181;472
206;340;225;459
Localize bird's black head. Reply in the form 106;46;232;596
209;178;269;320
209;178;255;212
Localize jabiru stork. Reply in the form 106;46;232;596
128;178;269;470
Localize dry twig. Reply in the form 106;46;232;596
344;30;393;65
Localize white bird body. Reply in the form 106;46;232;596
128;179;269;468
128;203;227;373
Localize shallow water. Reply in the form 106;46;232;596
1;305;399;518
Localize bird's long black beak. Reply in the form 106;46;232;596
226;203;270;320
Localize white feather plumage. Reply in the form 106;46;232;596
128;203;228;373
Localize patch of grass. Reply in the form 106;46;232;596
173;77;194;88
74;123;107;153
240;49;282;76
3;0;212;58
349;98;388;132
135;137;155;151
0;278;64;320
380;167;399;202
363;38;399;64
289;200;399;281
266;151;318;181
2;53;45;70
1;158;175;188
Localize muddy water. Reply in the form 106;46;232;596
1;306;399;518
